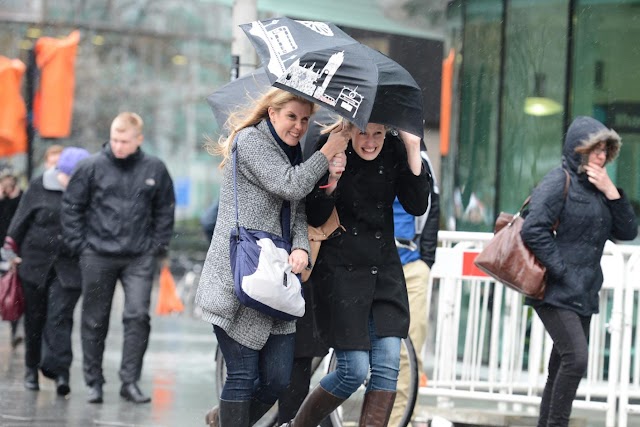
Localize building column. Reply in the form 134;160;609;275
231;0;258;78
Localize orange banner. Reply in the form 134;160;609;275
0;56;27;156
34;30;80;138
440;49;455;157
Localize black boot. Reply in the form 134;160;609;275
24;367;39;391
284;385;345;427
87;383;103;404
120;382;151;404
219;399;251;427
55;374;71;396
248;399;274;425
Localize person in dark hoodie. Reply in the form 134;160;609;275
2;147;90;396
62;112;175;405
521;116;638;427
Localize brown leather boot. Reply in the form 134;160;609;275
358;390;397;427
285;385;345;427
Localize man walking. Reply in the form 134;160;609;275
62;112;175;404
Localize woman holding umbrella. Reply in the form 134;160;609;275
281;119;430;426
196;87;348;427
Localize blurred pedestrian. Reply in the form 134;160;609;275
0;167;23;348
282;121;430;426
196;87;348;427
2;147;90;395
521;116;638;427
389;148;439;426
61;112;176;404
200;199;219;243
43;144;64;170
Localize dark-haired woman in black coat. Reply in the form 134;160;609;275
521;116;637;427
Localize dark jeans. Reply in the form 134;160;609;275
535;304;591;427
214;325;294;405
278;357;313;423
80;252;155;386
22;274;81;378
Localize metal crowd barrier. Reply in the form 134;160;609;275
419;230;640;427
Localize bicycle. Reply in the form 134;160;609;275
214;336;419;427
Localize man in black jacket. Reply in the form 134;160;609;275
62;112;175;404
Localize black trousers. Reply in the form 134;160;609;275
534;304;591;427
22;274;81;378
79;252;155;386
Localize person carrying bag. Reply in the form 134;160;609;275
195;87;348;427
520;116;637;427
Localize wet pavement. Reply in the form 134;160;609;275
0;286;218;427
0;283;630;427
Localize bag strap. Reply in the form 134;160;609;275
516;168;570;229
232;138;290;242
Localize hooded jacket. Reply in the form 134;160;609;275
521;116;637;316
5;174;80;288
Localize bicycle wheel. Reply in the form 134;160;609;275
326;337;419;427
214;345;280;427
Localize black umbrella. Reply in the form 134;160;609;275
206;68;337;159
240;17;424;137
207;69;271;130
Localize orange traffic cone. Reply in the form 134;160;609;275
155;264;184;315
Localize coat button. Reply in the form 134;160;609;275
371;266;378;275
376;202;384;209
378;166;384;175
374;231;382;239
351;227;358;236
347;264;354;272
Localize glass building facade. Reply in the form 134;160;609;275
444;0;640;234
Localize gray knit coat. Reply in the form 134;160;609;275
195;120;329;350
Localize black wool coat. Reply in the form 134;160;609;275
306;131;430;350
7;175;81;289
521;116;637;316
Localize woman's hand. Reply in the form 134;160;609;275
323;152;347;195
320;123;350;161
289;249;309;275
398;130;422;176
584;163;620;200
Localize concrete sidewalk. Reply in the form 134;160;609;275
0;286;218;427
1;283;634;427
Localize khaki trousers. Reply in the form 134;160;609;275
388;260;430;426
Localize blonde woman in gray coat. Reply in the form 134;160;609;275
196;88;349;427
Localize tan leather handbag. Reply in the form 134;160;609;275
474;170;570;300
302;208;345;282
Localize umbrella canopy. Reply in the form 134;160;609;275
206;68;337;158
240;17;424;137
207;68;271;130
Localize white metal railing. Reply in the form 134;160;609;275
420;230;640;427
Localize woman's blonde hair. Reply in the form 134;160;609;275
320;117;354;135
210;88;317;167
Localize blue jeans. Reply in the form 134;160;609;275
320;316;401;399
214;325;295;404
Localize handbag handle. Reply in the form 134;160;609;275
515;168;570;231
232;139;290;243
